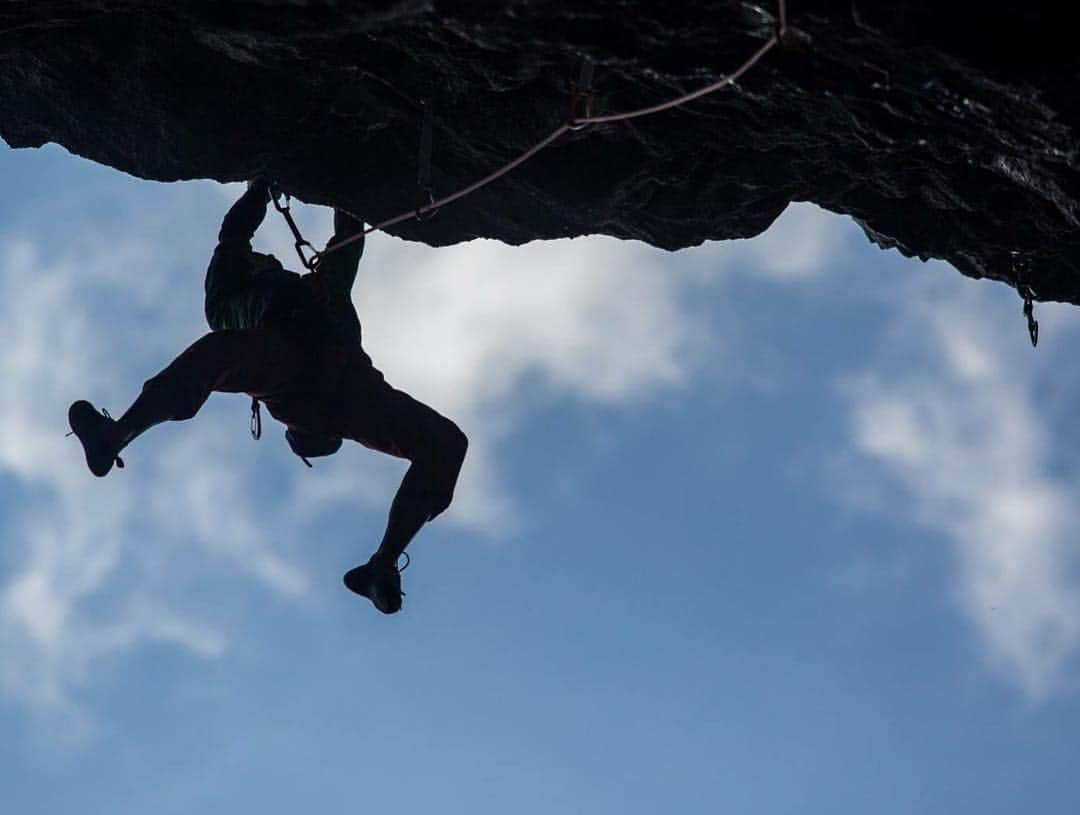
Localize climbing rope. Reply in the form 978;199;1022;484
277;0;788;268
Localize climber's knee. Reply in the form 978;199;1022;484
441;420;469;471
398;417;467;521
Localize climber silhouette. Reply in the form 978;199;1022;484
67;178;467;614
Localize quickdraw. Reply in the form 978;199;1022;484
1021;285;1039;348
250;397;262;440
271;186;322;271
1012;250;1039;348
415;99;439;221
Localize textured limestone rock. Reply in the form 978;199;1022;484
1;2;1077;300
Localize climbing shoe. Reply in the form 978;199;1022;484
68;400;124;477
343;555;407;615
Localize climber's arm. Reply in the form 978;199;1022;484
317;209;365;300
218;178;272;247
204;179;273;331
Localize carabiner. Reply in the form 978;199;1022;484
295;240;321;271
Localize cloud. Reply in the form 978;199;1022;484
720;202;850;280
355;234;708;529
0;194;307;736
842;271;1080;698
336;200;853;529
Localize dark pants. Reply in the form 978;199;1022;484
143;329;467;520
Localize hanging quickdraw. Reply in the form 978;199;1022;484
1011;250;1039;348
270;187;322;271
265;182;335;318
1022;286;1039;348
250;397;262;440
415;99;439;221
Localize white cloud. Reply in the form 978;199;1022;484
342;200;854;529
721;202;849;280
355;234;707;529
0;198;307;736
843;271;1080;698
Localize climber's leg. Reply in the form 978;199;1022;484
369;389;468;565
69;328;306;477
341;374;467;613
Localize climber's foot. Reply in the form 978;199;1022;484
68;400;123;477
343;557;404;615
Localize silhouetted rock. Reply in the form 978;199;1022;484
1;2;1076;300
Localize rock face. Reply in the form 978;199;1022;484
1;2;1077;301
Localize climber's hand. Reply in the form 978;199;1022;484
247;175;274;201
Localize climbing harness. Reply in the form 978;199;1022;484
284;0;789;262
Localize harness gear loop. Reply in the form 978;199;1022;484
271;189;322;271
415;99;439;221
567;57;595;130
250;397;262;440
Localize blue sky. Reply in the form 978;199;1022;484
1;143;1079;813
